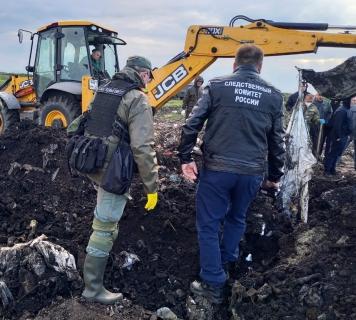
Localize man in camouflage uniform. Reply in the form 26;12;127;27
182;76;204;119
313;93;333;156
303;93;320;155
68;56;158;305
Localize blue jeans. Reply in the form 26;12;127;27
196;169;263;286
354;140;356;170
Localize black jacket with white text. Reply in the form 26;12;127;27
177;64;286;182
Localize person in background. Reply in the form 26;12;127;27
90;49;103;75
303;93;320;155
182;76;204;119
324;97;352;175
313;93;333;156
285;80;309;112
349;95;356;170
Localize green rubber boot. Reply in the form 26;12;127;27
82;255;122;304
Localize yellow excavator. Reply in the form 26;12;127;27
0;21;125;133
1;16;356;134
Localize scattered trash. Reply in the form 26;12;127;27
266;230;273;237
42;143;59;169
260;223;266;236
27;219;38;240
118;251;140;270
0;234;81;310
156;306;178;320
30;235;78;279
51;167;60;181
336;235;349;245
245;253;252;262
186;295;214;320
8;162;45;175
256;283;272;301
0;281;14;309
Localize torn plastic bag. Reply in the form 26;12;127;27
278;101;317;223
301;56;356;99
0;235;81;310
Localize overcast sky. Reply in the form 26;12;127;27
0;0;355;93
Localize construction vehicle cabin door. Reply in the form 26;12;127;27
34;29;57;98
102;43;118;78
60;27;90;82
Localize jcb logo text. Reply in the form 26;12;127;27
152;65;188;100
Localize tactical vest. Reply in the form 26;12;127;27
86;79;139;137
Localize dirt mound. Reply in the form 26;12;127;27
0;119;355;320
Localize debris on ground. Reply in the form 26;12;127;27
0;117;355;319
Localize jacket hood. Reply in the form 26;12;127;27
194;76;204;86
112;66;145;88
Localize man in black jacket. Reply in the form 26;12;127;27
285;80;309;111
177;45;285;303
350;96;356;170
324;98;352;175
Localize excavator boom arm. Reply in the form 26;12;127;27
147;20;356;108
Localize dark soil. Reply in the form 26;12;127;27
0;116;355;320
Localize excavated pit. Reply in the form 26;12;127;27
0;111;355;320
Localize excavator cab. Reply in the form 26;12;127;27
18;21;126;127
31;22;125;97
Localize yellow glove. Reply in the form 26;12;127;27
145;192;158;211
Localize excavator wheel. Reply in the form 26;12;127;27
40;95;80;128
0;100;20;135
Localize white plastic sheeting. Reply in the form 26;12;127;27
0;234;80;309
278;98;317;223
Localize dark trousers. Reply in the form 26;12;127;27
309;124;319;156
324;136;349;174
319;125;330;156
196;169;262;286
185;106;193;119
354;140;356;170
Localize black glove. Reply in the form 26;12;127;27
260;185;280;199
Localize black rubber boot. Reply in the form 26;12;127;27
223;261;236;282
82;255;122;304
190;280;225;304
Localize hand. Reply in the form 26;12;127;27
181;162;198;182
261;180;280;199
145;192;158;211
262;180;279;189
319;119;326;125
